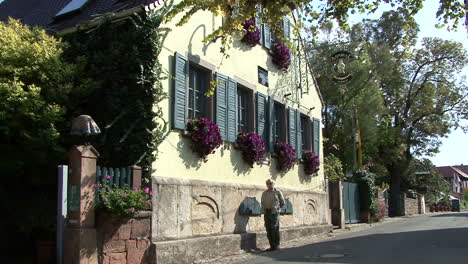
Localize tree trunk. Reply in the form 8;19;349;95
389;165;403;217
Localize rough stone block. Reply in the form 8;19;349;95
137;239;150;249
109;252;126;264
131;219;150;239
127;247;146;264
155;184;178;240
118;224;131;240
103;240;126;253
222;187;247;234
103;255;110;264
126;240;136;250
178;185;192;238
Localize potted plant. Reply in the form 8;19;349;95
241;19;261;47
272;41;291;71
186;117;223;162
236;131;266;167
303;151;320;175
95;176;152;218
275;141;296;172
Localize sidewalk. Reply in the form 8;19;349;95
200;216;408;264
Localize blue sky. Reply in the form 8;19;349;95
349;0;468;167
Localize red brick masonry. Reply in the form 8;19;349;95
96;211;153;264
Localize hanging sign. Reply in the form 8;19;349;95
331;51;353;83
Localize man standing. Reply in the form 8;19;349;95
261;179;285;251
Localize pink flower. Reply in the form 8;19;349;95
94;184;100;189
133;187;139;191
102;197;108;202
121;193;127;198
130;208;135;213
144;200;151;205
145;187;150;194
149;191;153;196
105;175;111;180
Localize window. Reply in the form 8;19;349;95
300;115;310;152
273;102;285;143
258;67;269;87
188;67;207;119
173;52;213;130
237;86;251;132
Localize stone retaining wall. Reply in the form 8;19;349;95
96;211;153;264
152;177;330;241
405;195;419;215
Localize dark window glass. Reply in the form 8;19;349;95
301;115;309;151
274;103;284;142
188;67;206;119
258;66;269;87
237;87;249;132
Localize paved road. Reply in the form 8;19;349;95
234;213;468;264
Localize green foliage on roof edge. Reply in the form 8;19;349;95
63;5;172;172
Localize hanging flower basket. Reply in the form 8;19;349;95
236;131;266;167
241;19;260;47
303;151;320;175
186;117;222;162
275;141;296;172
272;41;291;71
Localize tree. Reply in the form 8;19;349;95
166;0;467;46
0;18;84;252
308;11;468;216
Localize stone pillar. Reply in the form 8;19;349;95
331;181;345;228
131;165;142;189
418;194;426;214
64;145;99;264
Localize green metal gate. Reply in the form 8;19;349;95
343;182;361;224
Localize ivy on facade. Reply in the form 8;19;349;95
64;5;173;171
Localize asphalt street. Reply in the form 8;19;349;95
234;213;468;264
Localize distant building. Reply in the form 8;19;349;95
437;165;468;194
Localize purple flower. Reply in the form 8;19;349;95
121;193;127;198
275;141;296;172
133;187;139;191
102;197;108;202
145;187;150;194
105;175;111;180
130;208;135;213
149;191;153;196
241;19;260;47
272;41;291;71
236;132;266;167
144;200;151;205
303;151;320;175
187;117;222;161
94;184;100;189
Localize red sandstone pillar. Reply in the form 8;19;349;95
64;145;99;264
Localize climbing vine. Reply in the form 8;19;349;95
64;4;173;171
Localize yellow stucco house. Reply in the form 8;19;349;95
149;1;331;262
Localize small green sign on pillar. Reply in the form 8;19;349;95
68;184;80;212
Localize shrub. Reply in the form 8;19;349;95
241;19;260;47
272;41;291;71
303;151;320;175
236;131;266;167
324;153;346;182
96;176;152;218
275;141;296;172
352;169;376;210
186;117;222;161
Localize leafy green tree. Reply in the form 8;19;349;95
0;18;87;253
308;11;467;216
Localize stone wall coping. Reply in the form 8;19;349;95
152;176;327;195
134;211;152;218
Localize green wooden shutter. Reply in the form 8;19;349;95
313;118;320;157
263;24;271;49
255;5;263;45
227;77;238;142
283;17;290;41
173;52;188;130
288;107;296;157
216;73;228;140
268;96;275;152
296;109;302;159
256;92;267;145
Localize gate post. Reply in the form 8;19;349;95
331;181;345;228
63;145;99;264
